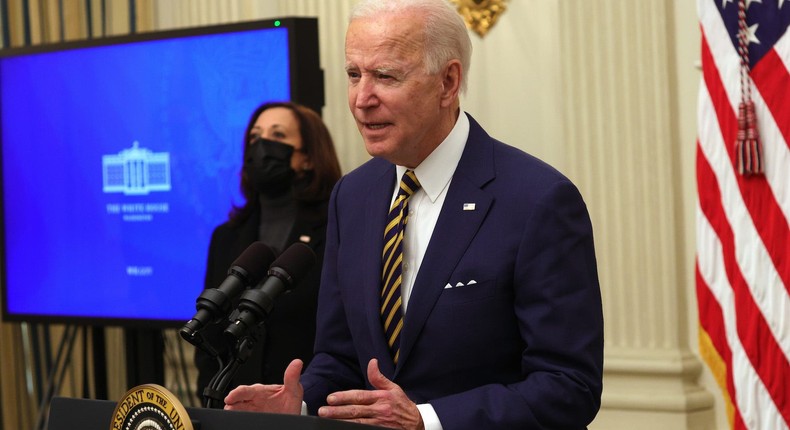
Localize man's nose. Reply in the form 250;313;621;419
353;77;379;109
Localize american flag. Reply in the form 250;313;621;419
696;0;790;429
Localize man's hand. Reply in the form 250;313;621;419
317;358;424;430
224;359;304;414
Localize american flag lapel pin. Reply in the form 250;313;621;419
463;203;476;211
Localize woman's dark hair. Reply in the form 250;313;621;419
228;101;342;225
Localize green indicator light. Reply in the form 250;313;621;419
274;20;281;27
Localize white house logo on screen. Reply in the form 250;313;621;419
102;141;171;195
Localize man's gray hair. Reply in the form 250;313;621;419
350;0;472;94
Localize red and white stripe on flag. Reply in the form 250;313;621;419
697;0;790;429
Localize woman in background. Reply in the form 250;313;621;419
195;101;341;402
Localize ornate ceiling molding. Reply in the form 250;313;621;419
449;0;509;38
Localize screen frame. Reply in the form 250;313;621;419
0;17;324;328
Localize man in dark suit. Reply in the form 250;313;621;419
224;0;604;428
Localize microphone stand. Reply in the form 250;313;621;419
202;323;266;409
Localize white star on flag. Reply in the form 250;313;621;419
747;23;760;44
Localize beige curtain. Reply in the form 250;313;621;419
0;0;160;49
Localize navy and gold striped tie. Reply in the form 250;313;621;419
381;170;420;364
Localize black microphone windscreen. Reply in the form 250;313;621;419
232;241;276;282
272;243;317;286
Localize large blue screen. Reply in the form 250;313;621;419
1;21;312;325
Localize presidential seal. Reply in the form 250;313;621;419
110;384;193;430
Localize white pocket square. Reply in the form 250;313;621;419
445;280;478;289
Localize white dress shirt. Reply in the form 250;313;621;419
301;113;470;427
390;112;469;430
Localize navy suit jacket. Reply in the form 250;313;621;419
302;114;603;429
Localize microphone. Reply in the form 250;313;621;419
180;241;276;343
224;242;317;341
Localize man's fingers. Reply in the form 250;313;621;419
283;359;304;389
326;389;378;406
366;358;395;391
224;384;257;405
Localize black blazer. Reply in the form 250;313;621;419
195;198;328;400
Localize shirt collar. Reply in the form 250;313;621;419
396;112;470;203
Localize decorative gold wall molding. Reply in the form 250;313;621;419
449;0;508;37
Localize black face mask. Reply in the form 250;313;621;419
244;137;296;195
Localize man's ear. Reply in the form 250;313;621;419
440;60;462;107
